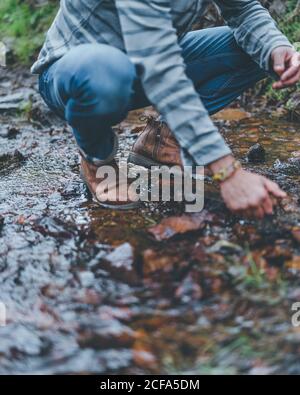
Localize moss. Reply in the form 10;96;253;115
0;0;58;63
277;0;300;43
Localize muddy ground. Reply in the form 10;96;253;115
0;66;300;374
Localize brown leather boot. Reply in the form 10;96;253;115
128;117;183;168
80;155;141;210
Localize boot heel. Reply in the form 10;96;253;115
128;152;160;168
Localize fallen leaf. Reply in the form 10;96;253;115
286;256;300;270
291;227;300;244
148;210;215;241
212;108;251;121
77;319;136;349
142;249;182;275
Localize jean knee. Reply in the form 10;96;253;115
60;44;136;117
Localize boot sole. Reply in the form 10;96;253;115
128;152;205;179
80;168;142;210
128;152;162;168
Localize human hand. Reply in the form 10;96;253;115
220;168;286;218
272;47;300;89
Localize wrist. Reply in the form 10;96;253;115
209;155;235;175
209;155;242;184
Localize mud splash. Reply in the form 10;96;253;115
0;67;300;374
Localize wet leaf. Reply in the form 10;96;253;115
212;108;251;121
263;242;292;266
286;256;300;270
291;227;300;244
148;210;215;241
142;249;183;275
78;319;136;349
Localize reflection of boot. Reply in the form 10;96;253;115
129;117;183;168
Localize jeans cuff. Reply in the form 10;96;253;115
78;131;119;166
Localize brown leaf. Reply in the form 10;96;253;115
286;256;300;270
142;249;182;275
148;210;215;241
292;227;300;244
212;108;250;122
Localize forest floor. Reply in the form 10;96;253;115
1;66;300;374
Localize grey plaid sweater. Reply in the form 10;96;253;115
32;0;293;165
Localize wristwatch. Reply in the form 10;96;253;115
212;160;242;183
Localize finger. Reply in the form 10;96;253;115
270;194;278;207
273;80;285;89
263;178;287;198
273;52;286;76
261;195;274;215
281;65;300;82
254;206;265;219
273;51;287;76
280;71;300;87
273;73;300;88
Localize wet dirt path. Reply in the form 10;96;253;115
0;67;300;374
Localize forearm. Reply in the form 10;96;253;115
215;0;293;71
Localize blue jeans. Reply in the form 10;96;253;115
39;26;267;162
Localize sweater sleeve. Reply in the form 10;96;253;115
115;0;232;166
215;0;293;72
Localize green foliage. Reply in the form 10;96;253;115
0;0;58;63
0;0;299;66
277;0;300;43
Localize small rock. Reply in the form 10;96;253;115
33;217;76;239
208;240;243;254
0;90;35;112
0;125;20;139
288;156;300;168
101;243;139;285
247;143;266;163
175;272;203;302
78;271;95;288
6;126;20;139
0;149;26;173
78;319;136;349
